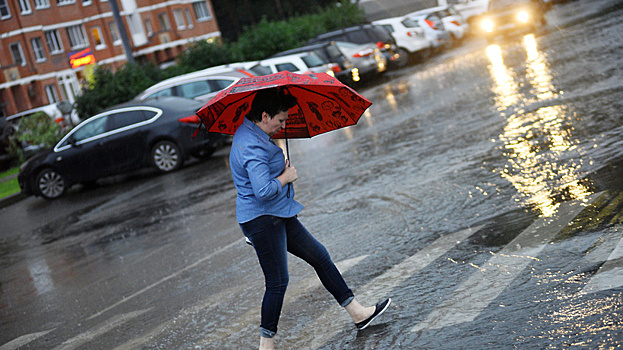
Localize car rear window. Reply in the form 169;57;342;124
144;88;173;100
346;30;372;44
325;45;344;62
402;18;421;28
301;53;325;68
249;65;272;76
178;81;213;99
210;79;236;90
276;62;300;72
379;24;394;33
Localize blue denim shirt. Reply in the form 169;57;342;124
230;118;304;223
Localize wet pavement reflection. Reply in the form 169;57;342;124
2;0;623;349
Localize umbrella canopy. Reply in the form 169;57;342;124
195;71;372;140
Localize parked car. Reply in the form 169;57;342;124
135;67;254;102
404;13;451;52
306;24;407;68
333;41;387;79
450;0;490;26
6;101;80;129
253;52;339;76
271;42;355;83
372;16;433;62
407;5;470;45
18;97;226;199
479;0;547;43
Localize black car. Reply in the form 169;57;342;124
306;24;407;68
18;97;225;199
480;0;548;43
271;42;356;84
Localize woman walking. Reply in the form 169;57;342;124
229;87;391;349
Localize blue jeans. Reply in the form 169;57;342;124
240;215;354;338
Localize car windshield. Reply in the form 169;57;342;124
301;53;325;68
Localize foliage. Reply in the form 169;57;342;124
74;62;163;120
7;112;62;163
234;1;366;60
177;40;241;72
72;1;367;116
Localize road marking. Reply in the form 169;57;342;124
291;225;483;349
411;193;602;332
87;233;240;320
0;329;54;350
582;228;623;294
193;255;368;346
51;309;151;350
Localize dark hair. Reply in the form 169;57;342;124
245;87;298;123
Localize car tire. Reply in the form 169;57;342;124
151;140;183;173
35;168;67;200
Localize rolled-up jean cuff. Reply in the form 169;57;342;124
340;296;355;307
260;327;276;338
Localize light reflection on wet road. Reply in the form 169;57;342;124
2;1;623;349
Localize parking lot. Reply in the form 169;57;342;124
2;0;623;348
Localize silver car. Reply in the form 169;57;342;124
333;41;387;80
135;68;255;102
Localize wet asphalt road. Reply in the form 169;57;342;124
2;1;623;349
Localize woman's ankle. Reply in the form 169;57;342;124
259;336;274;350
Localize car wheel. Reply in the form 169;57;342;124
35;168;67;200
395;48;410;67
151;140;183;172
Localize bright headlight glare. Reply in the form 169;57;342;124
517;11;530;23
481;19;494;33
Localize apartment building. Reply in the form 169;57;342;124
0;0;221;119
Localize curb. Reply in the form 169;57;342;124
0;192;26;210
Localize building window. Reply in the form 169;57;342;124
0;0;11;19
57;0;76;5
31;37;46;62
185;9;194;29
82;0;92;5
109;21;121;45
10;42;26;66
158;12;171;31
173;9;185;30
44;29;64;54
18;0;32;14
45;84;60;103
127;13;142;35
145;19;153;36
34;0;49;9
66;24;88;49
192;1;211;21
91;26;106;49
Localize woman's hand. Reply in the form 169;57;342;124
277;160;298;187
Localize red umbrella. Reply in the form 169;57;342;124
195;71;372;144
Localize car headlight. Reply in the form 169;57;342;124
481;19;495;33
517;10;530;23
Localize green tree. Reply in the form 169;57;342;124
75;62;163;120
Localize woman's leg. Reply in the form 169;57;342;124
284;217;355;306
240;216;289;339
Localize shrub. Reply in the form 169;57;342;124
74;62;163;120
7;112;62;163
